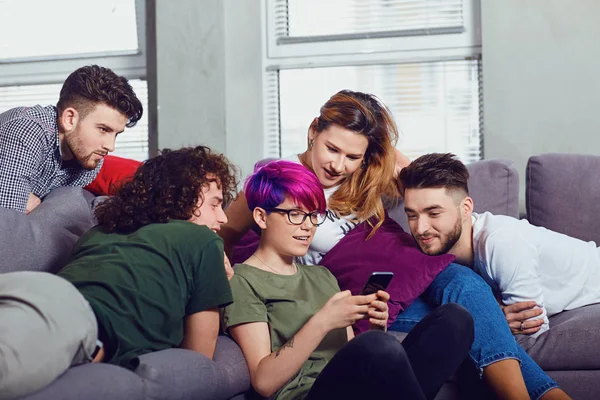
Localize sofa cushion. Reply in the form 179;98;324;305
0;187;97;274
134;335;250;400
526;153;600;244
21;363;145;400
517;303;600;371
389;158;519;231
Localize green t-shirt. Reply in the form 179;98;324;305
222;263;348;400
58;220;232;368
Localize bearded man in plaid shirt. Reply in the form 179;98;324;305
0;65;143;214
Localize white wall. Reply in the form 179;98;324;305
482;0;600;207
149;0;263;177
153;0;226;152
223;0;264;178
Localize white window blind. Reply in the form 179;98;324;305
262;0;482;164
268;59;482;163
0;0;139;62
278;0;464;42
0;80;149;161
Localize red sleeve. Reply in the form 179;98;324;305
84;155;142;196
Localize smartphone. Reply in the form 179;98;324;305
359;272;394;295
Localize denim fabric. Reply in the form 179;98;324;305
389;263;559;400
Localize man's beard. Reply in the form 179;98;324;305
65;135;100;170
414;217;462;256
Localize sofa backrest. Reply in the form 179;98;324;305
526;153;600;244
0;187;97;274
388;158;520;232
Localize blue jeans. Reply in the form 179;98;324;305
389;263;558;400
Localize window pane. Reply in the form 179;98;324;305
278;60;481;163
0;80;149;161
280;0;463;38
0;0;138;60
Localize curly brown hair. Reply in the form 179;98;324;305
95;146;239;233
57;65;143;127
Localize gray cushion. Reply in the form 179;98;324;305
517;303;600;371
0;187;97;274
526;153;600;244
21;363;145;400
135;335;250;400
546;370;600;400
389;158;519;231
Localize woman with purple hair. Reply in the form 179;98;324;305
221;160;474;400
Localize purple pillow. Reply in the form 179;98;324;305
230;228;260;265
320;215;455;334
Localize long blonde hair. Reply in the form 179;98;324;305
310;90;400;236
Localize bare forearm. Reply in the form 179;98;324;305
180;309;220;359
253;316;329;397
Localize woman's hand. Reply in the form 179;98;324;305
316;290;376;332
368;290;390;331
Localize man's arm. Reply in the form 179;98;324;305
484;229;549;336
180;308;220;359
0;120;44;212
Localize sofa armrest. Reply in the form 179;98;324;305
134;335;250;400
0;187;97;274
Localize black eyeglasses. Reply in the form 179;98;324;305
269;208;326;226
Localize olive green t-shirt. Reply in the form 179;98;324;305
222;263;348;400
59;220;232;368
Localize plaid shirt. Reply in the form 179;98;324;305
0;105;102;212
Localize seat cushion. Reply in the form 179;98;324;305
526;153;600;244
517;303;600;370
134;335;250;400
21;363;145;400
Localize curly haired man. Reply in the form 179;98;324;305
0;65;143;213
0;146;238;400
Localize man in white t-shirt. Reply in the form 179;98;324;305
398;153;600;338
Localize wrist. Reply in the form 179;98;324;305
310;310;332;336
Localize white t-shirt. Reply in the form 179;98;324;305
472;211;600;337
284;155;359;265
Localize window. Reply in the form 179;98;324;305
0;0;139;61
263;0;482;163
0;0;148;160
0;80;149;161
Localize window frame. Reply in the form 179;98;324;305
261;0;483;159
265;0;481;59
0;0;147;87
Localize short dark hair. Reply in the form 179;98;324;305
95;146;239;233
399;153;470;196
57;65;143;128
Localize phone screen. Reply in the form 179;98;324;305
359;272;394;295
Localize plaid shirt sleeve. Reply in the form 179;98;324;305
0;118;45;212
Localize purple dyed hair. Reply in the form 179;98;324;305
244;160;326;213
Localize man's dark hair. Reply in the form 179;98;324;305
399;153;470;196
57;65;143;127
95;146;239;233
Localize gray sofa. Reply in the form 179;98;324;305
1;153;599;399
